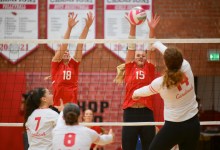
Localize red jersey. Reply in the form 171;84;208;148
123;61;155;110
51;58;80;105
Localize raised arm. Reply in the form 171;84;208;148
125;13;136;63
52;12;79;62
152;41;167;55
147;14;160;38
146;14;160;64
74;12;94;62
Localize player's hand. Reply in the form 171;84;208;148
68;12;79;29
146;13;160;30
108;129;114;142
132;95;140;100
125;12;136;27
85;11;94;28
54;99;64;112
44;75;51;81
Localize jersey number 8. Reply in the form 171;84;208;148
64;133;76;147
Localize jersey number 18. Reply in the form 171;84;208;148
63;71;71;80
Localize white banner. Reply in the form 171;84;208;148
47;0;96;56
104;0;152;60
0;0;39;64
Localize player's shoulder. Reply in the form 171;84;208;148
48;108;59;115
79;125;97;133
144;61;155;69
51;60;62;65
42;108;59;118
125;61;135;70
69;58;80;64
181;59;191;72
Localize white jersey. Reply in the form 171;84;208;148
133;60;198;122
26;108;58;150
52;112;113;150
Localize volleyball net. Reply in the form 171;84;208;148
0;38;220;149
0;38;220;123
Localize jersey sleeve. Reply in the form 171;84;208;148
125;62;134;82
133;77;163;97
93;134;113;146
49;110;59;127
69;58;80;69
180;59;191;72
54;111;65;129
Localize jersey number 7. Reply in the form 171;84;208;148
35;117;41;131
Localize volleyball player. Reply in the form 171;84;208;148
52;103;114;150
24;88;59;150
51;12;94;106
114;15;160;150
114;14;160;150
83;109;105;150
132;41;200;150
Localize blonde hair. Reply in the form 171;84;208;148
113;63;125;84
162;70;184;89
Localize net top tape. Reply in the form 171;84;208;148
0;38;219;44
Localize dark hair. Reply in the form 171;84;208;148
24;88;46;124
63;103;80;125
162;47;184;89
22;93;29;101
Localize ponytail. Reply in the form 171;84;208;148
162;70;184;89
24;88;46;125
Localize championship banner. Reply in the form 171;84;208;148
0;0;39;64
47;0;96;56
104;0;152;60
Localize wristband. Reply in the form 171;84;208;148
128;35;136;50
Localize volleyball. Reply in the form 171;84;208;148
128;7;146;25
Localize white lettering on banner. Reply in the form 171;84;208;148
19;0;36;2
50;0;93;3
106;0;149;3
3;4;26;9
0;0;17;2
0;0;36;3
75;0;93;2
107;0;131;3
49;4;93;9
